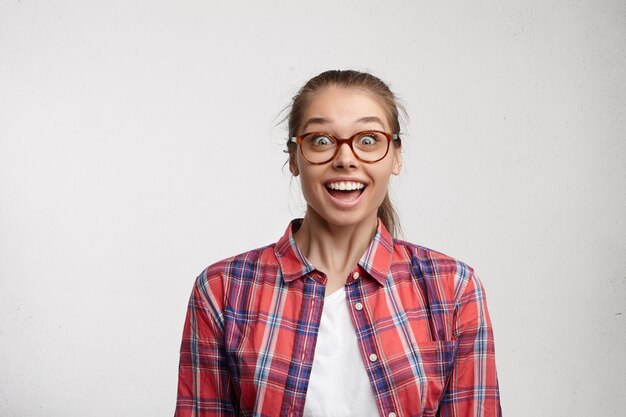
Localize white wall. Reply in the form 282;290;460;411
1;1;624;416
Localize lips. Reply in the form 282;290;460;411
324;180;366;204
326;181;365;191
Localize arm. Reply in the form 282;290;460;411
438;271;502;417
175;275;236;417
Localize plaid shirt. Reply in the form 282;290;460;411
176;220;501;417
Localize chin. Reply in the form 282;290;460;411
310;206;378;230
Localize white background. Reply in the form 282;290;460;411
1;1;625;416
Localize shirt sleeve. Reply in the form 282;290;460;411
175;275;236;417
437;271;502;417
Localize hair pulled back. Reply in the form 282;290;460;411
286;70;403;237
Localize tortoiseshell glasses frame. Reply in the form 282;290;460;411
290;130;400;165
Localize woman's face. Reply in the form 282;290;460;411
290;86;402;229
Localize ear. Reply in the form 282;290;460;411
289;152;300;177
391;145;402;175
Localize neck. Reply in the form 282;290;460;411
294;209;378;292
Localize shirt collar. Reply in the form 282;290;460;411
275;218;394;286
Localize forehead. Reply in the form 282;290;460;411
302;86;390;130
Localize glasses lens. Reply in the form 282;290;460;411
352;131;389;162
301;133;337;163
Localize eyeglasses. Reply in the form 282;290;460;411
290;130;399;164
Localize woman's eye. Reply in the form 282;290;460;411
312;135;332;146
357;135;378;146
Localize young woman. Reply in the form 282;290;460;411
175;70;501;417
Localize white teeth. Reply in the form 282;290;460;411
326;181;365;191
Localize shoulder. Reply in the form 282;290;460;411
192;243;280;313
392;238;478;306
199;242;279;288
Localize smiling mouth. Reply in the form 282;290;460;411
325;181;366;202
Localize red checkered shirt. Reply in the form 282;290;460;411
176;219;501;417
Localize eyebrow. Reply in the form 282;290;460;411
301;116;386;132
355;116;386;129
301;117;332;132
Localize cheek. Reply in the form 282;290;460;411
374;162;395;185
370;166;395;199
374;176;392;198
297;166;321;199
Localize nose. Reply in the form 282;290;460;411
332;142;358;169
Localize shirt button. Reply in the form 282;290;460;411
355;302;363;311
388;413;397;417
369;353;378;362
353;271;360;280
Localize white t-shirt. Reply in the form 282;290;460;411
303;288;379;417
